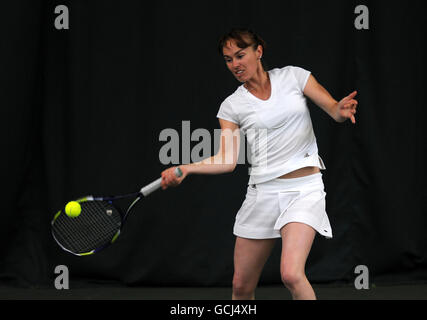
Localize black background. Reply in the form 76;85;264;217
0;0;426;288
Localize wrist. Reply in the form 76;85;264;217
332;102;346;123
179;164;192;176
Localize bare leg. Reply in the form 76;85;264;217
232;236;276;300
280;222;316;300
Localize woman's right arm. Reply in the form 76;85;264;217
161;119;240;189
184;119;240;175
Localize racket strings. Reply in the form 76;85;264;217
52;201;122;254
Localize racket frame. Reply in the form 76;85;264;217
51;167;182;256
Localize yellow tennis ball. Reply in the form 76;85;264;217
65;201;81;218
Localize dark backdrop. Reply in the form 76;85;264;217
1;0;426;287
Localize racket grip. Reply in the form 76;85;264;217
140;177;162;196
140;167;182;196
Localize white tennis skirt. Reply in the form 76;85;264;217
234;172;332;239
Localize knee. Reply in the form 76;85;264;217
232;274;255;299
281;266;305;290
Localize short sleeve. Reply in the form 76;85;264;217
291;66;311;93
216;99;239;124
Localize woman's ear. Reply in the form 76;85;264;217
256;44;263;60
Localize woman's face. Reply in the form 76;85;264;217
222;40;262;83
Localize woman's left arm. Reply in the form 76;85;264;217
303;74;358;124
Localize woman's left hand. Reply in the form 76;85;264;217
337;91;358;124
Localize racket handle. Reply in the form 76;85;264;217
140;167;183;196
140;177;162;196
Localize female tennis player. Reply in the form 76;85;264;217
161;28;357;300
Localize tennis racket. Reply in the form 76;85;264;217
51;167;182;256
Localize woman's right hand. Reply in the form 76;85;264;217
160;166;188;190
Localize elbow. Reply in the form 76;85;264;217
217;148;238;173
227;163;237;173
223;163;236;173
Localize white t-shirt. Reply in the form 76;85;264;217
216;66;326;184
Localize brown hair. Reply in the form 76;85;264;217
218;28;267;56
